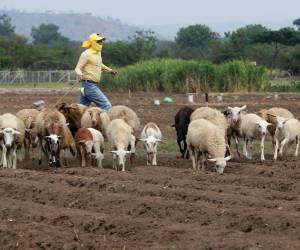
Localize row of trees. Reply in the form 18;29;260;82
1;13;300;75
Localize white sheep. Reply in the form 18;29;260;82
273;117;300;160
139;122;162;166
190;107;228;137
226;106;271;161
109;105;140;132
240;113;271;161
0;113;25;169
106;119;133;171
187;119;231;174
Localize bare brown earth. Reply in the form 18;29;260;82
0;90;300;250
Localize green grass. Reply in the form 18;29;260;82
264;80;300;92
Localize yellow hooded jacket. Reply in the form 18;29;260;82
75;33;112;83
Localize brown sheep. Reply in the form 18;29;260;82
16;108;39;160
57;103;87;136
35;108;67;167
257;107;294;144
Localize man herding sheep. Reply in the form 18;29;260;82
75;33;118;111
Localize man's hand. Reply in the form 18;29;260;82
78;75;84;82
110;69;118;78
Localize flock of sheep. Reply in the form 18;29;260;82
0;101;299;174
172;105;299;174
0;103;162;171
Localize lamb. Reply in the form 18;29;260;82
16;108;39;160
106;119;133;171
75;128;105;168
273;117;300;160
257;107;294;145
171;106;194;158
58;103;87;136
35;108;67;167
139;122;162;166
0;113;25;169
186;119;231;174
190;107;228;137
81;107;109;136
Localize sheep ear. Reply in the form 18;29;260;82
13;130;21;135
65;123;70;127
224;156;231;161
138;138;147;142
25;128;31;132
207;158;217;162
110;150;117;154
44;135;50;139
241;105;247;110
126;151;131;154
227;106;232;110
267;122;272;126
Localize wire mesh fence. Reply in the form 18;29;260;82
0;70;77;84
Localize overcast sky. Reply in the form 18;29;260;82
2;0;299;26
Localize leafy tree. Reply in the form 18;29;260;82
293;18;300;31
0;14;15;37
31;23;69;45
175;24;219;48
227;25;268;58
253;27;300;74
129;30;157;61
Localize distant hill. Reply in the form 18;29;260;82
0;9;139;41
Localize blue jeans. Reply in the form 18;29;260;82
80;81;112;111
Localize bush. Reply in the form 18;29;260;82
102;58;266;92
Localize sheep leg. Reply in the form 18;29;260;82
38;137;43;165
294;137;299;157
1;144;7;168
234;135;241;157
152;145;158;166
183;140;189;159
177;139;185;158
248;139;253;160
152;153;157;166
243;139;247;157
260;135;266;161
12;146;17;169
274;137;280;160
189;146;196;170
201;152;207;171
78;145;86;167
24;138;30;160
146;153;151;165
279;138;289;156
194;149;200;170
112;154;117;170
